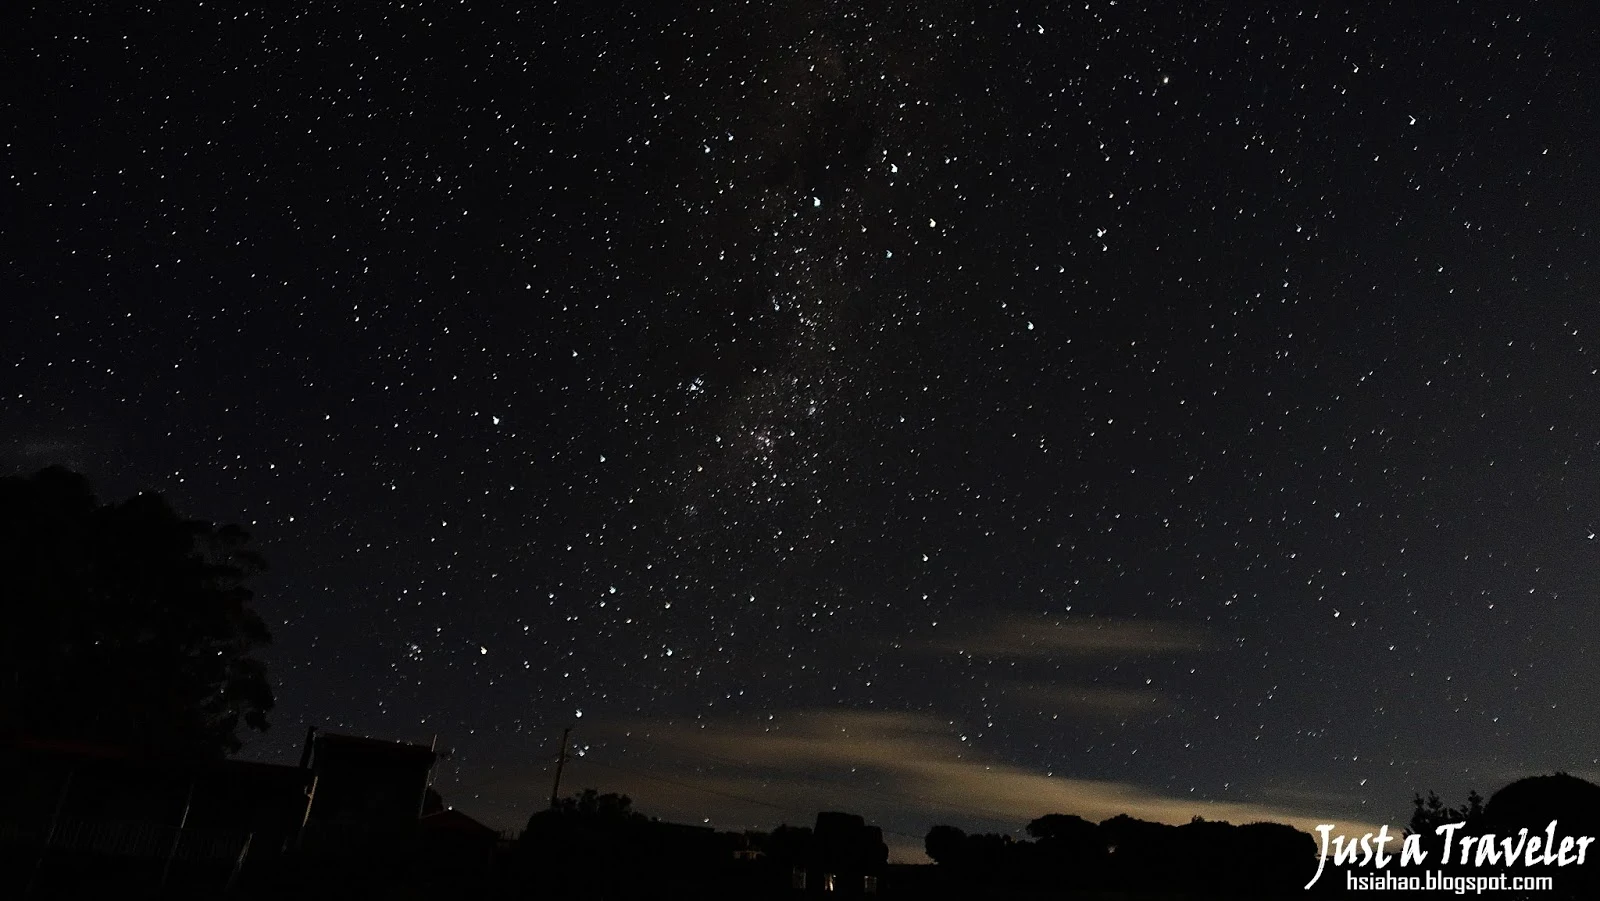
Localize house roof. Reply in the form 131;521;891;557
420;808;500;839
312;731;438;764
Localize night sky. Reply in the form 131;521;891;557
5;2;1598;859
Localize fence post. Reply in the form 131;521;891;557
23;768;75;899
225;832;254;896
160;777;197;888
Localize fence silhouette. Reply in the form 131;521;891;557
4;815;253;898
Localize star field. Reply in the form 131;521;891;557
3;1;1598;857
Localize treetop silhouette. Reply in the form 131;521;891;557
0;465;274;757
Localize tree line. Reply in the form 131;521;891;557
924;812;1315;896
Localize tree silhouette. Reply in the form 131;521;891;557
1026;812;1097;845
923;823;967;866
1482;774;1600;899
1026;813;1106;890
1408;788;1482;836
1482;773;1600;835
1402;787;1483;869
1400;776;1600;899
927;812;1318;896
0;466;274;756
518;789;749;899
549;788;646;821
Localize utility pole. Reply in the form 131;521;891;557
548;727;571;809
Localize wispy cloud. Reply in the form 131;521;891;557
467;618;1356;861
537;710;1385;862
920;614;1211;659
1009;683;1170;717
